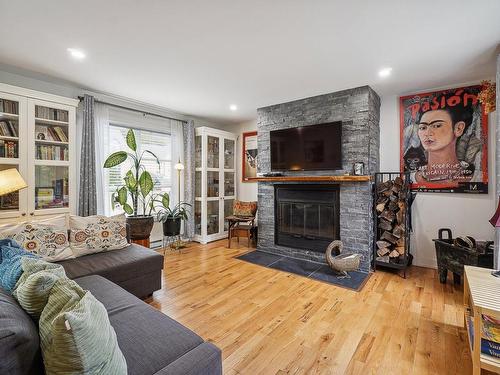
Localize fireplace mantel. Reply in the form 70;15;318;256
248;175;371;182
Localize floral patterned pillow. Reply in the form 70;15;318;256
0;216;73;262
233;200;257;217
69;215;129;257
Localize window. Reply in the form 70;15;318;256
106;124;172;215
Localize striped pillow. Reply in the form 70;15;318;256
39;278;127;374
13;257;66;319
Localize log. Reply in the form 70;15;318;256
396;246;405;255
376;255;390;263
377;248;390;257
376;202;386;213
377;197;389;205
379;209;395;222
396;238;405;247
376;240;391;249
389;249;400;258
379;218;393;231
387;200;399;212
396;209;404;225
392;224;405;239
394;176;403;186
381;231;398;244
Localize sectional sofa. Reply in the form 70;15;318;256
0;242;223;375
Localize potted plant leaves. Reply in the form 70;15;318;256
103;129;161;242
155;192;191;236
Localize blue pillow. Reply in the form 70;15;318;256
0;243;36;293
0;238;22;263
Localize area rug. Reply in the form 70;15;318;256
236;250;369;291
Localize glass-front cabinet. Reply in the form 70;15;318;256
194;127;236;243
0;84;78;222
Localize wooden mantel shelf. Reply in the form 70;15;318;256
246;175;371;182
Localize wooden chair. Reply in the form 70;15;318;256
226;200;257;248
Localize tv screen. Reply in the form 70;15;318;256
270;122;342;171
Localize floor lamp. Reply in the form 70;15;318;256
173;160;185;249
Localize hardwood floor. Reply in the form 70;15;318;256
148;240;474;375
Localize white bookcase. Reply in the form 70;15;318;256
194;127;237;243
0;83;78;223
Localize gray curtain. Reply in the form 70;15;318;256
183;119;195;239
78;94;97;216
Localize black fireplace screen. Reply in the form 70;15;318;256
275;185;339;253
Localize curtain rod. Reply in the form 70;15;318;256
78;96;188;124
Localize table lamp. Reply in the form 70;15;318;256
0;168;27;196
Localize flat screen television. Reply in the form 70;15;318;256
270;122;342;171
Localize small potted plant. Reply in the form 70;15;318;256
156;193;191;236
103;129;162;241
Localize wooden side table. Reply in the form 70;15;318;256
463;265;500;374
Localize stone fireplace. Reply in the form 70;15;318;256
256;86;380;272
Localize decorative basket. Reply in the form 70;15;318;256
325;240;361;277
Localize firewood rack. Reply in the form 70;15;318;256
372;172;412;278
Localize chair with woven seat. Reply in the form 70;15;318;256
325;240;361;278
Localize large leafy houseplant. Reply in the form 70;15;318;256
103;129;161;240
156;194;191;236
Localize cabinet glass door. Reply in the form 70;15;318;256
0;94;26;218
207;171;219;197
195;135;202;168
207;136;219;168
224;138;235;169
207;200;219;235
224;198;234;231
31;102;70;213
224;172;235;196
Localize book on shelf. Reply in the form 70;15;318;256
35;106;68;122
0;140;18;158
467;314;500;359
35;125;68;142
0;99;19;114
36;144;68;161
0;120;18;137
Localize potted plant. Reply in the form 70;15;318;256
103;129;162;241
156;194;191;236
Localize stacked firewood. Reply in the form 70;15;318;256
375;177;407;263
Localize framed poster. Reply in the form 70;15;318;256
400;85;488;193
242;131;258;182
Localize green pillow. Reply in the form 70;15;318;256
39;278;127;374
13;258;66;319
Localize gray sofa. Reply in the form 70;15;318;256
0;243;222;375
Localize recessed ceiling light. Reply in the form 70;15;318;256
67;48;86;60
378;67;392;78
229;104;238;111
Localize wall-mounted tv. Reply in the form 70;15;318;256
270;122;342;171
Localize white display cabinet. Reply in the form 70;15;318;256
194;127;236;243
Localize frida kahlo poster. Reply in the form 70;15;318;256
400;85;488;193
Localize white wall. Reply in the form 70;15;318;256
236;94;497;269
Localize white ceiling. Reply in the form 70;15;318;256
0;1;499;124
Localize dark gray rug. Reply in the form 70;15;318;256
236;250;369;291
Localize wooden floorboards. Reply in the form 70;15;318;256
148;240;475;375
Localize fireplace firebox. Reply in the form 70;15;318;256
274;185;340;253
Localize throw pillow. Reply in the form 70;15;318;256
69;215;129;257
0;215;73;262
233;200;257;217
13;257;66;319
39;278;127;374
0;242;36;293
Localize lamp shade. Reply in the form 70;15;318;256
490;199;500;227
0;169;27;196
174;160;184;171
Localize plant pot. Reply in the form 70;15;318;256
126;215;155;240
163;217;182;236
